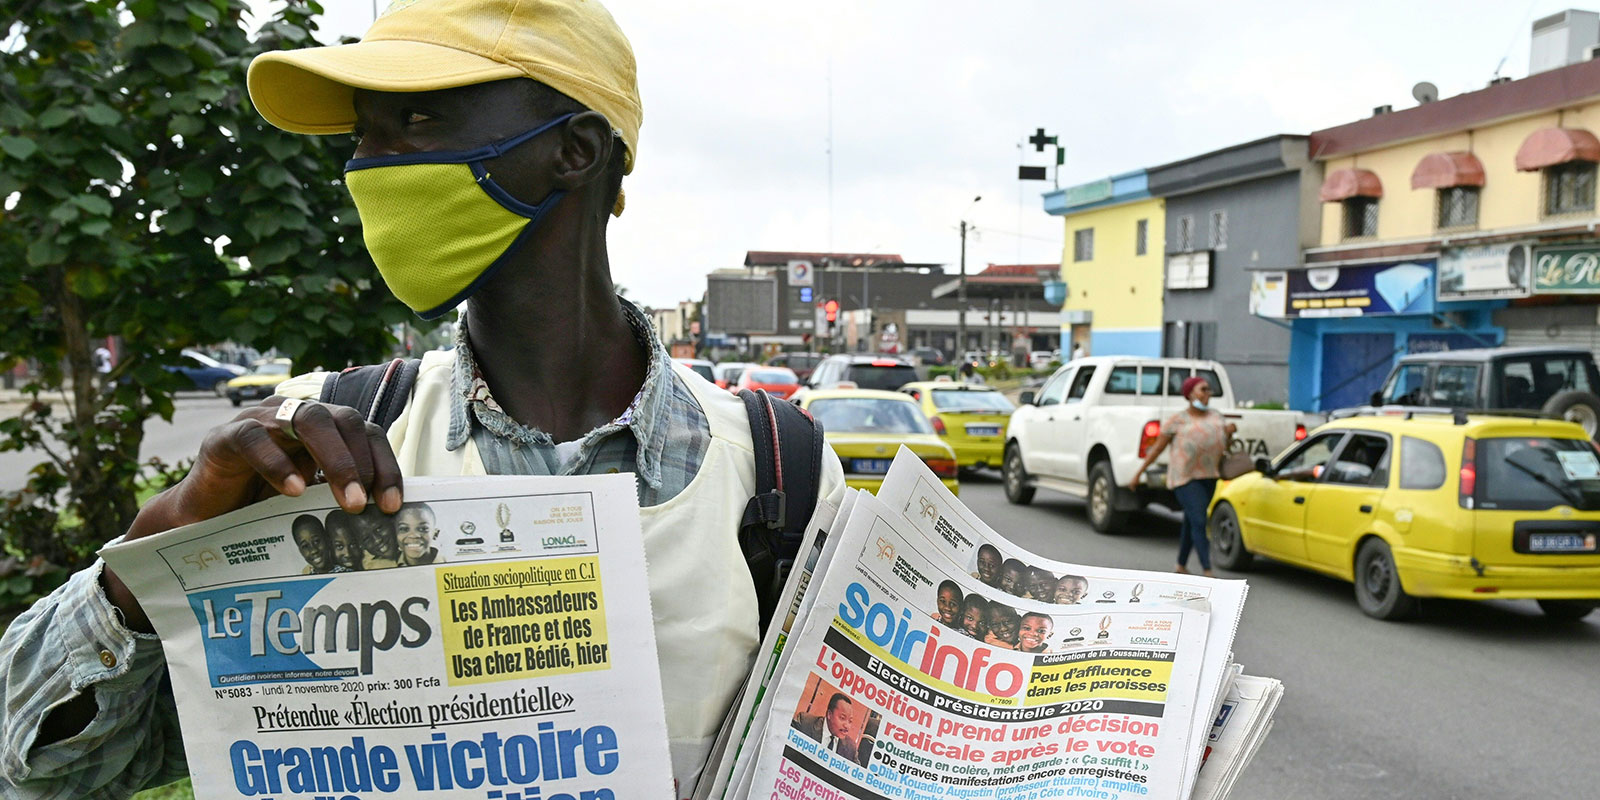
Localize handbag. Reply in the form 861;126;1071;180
1219;451;1256;480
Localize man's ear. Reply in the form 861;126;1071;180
550;111;615;192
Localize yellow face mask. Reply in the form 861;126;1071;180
343;113;574;320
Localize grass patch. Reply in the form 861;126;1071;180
133;778;194;799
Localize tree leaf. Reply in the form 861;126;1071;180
36;107;75;129
0;137;38;161
256;163;294;190
145;48;193;78
80;103;121;126
72;194;114;217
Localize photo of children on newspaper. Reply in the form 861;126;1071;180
967;544;1090;605
295;502;444;574
932;575;1080;653
789;673;877;768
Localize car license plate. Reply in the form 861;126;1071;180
852;458;892;475
965;424;1000;437
1527;533;1598;553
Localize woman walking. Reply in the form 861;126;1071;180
1129;376;1235;576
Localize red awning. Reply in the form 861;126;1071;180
1319;168;1383;202
1514;127;1600;171
1410;151;1486;190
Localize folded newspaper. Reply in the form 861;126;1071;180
697;449;1283;800
102;451;1279;800
101;474;674;799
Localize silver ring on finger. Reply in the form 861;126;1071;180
274;397;308;442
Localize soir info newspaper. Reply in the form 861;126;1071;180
102;474;673;800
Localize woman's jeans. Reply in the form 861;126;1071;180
1173;478;1217;570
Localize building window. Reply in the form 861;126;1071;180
1544;162;1597;216
1176;215;1194;251
1209;210;1227;250
1436;187;1479;229
1135;219;1148;256
1073;228;1094;262
1342;197;1378;238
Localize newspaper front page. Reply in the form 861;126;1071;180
746;491;1214;800
101;475;673;800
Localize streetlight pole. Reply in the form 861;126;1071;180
957;195;981;357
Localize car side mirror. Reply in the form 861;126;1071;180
1019;391;1036;406
1369;391;1383;406
1254;457;1275;478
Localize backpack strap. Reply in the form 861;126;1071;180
737;388;826;633
318;357;422;431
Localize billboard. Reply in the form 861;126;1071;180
1437;243;1532;301
706;275;779;335
1253;260;1436;318
1165;251;1212;290
1534;244;1600;293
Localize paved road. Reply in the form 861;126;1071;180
0;395;243;492
5;408;1595;798
957;471;1599;800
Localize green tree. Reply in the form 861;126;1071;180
0;0;430;595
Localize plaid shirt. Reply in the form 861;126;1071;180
0;298;711;797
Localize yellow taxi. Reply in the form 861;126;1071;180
899;380;1015;471
226;358;293;406
1208;412;1600;620
798;389;960;495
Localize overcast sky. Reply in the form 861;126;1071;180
250;1;1586;309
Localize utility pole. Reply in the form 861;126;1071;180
958;221;968;355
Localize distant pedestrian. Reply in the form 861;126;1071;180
958;361;985;386
1129;376;1235;576
1071;344;1085;361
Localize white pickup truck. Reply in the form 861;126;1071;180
1002;357;1308;532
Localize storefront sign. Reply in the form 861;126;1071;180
1534;244;1600;293
1249;271;1288;318
1256;260;1436;318
1165;251;1212;290
1438;243;1532;301
1060;178;1113;207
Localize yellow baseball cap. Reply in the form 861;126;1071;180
247;0;642;213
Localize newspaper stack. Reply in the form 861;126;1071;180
696;449;1283;800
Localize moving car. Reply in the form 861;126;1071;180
1208;413;1600;621
226;358;293;406
900;381;1014;471
1003;357;1307;532
675;358;715;383
1356;346;1600;438
797;389;959;495
794;354;919;402
713;361;758;390
167;349;246;395
735;366;802;400
766;352;824;382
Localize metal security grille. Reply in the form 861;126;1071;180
1498;305;1600;350
1177;215;1194;251
1135;219;1148;256
1343;198;1378;238
1436;187;1479;228
1209;210;1227;250
1073;228;1094;262
1544;162;1597;215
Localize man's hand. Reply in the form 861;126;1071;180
106;396;404;630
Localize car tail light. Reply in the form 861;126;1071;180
836;381;858;390
1138;420;1162;459
929;415;947;436
1294;424;1307;441
1459;437;1476;508
922;455;958;478
871;360;900;367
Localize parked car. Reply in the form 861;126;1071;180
900;381;1014;471
167;349;246;395
1352;346;1600;438
907;347;946;368
735;366;802;400
1209;412;1600;621
1029;350;1057;369
766;352;825;382
712;361;758;390
675;358;716;383
797;389;959;494
1003;357;1308;532
793;354;919;402
226;358;294;406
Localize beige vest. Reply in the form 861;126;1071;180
280;355;843;794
